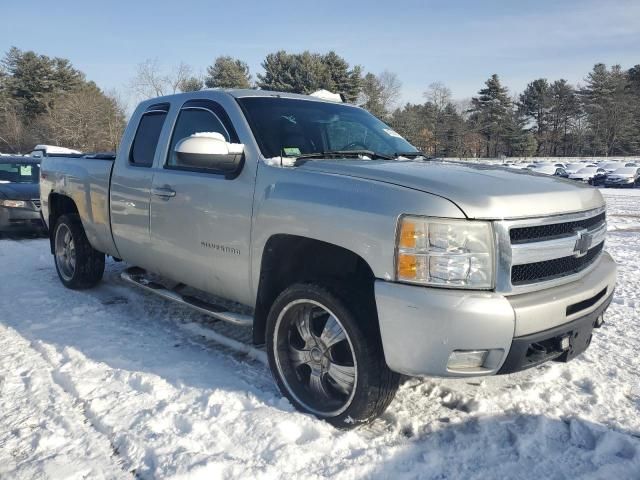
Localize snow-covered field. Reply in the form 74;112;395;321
1;189;639;479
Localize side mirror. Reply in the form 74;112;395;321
174;132;244;174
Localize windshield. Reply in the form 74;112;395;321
613;168;637;174
237;97;418;159
576;168;597;174
0;162;40;184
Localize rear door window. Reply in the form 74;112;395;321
130;111;168;167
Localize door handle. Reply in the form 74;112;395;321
152;186;176;198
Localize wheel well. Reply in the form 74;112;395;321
253;234;377;345
48;193;79;254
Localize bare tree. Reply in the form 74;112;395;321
131;59;195;100
0;100;27;152
378;70;402;113
424;81;452;113
40;85;126;151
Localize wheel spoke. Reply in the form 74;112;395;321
295;306;314;344
289;345;312;368
320;316;346;348
308;369;331;400
327;362;356;395
64;230;71;246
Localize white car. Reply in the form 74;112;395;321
565;163;588;174
604;167;640;188
599;162;627;174
569;167;607;185
529;165;568;177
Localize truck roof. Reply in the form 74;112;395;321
137;88;344;107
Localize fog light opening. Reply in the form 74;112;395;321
447;350;489;370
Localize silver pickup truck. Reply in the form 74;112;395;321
40;89;617;427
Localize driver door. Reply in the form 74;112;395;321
149;100;254;304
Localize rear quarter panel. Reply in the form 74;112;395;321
41;157;119;257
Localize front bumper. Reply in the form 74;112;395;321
375;251;617;377
0;206;46;233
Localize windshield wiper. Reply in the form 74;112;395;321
294;150;394;166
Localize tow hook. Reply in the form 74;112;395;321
594;314;605;328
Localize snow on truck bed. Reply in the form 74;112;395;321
1;189;639;479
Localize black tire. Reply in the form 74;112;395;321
266;283;400;428
53;214;104;289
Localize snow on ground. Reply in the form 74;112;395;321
1;189;639;479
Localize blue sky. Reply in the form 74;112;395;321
2;0;639;105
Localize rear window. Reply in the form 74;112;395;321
0;162;40;184
130;111;167;167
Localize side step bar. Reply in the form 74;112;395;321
120;267;253;327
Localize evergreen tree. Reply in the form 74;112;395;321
1;47;84;118
469;74;513;157
580;63;633;155
204;56;251;89
179;76;204;92
359;73;386;118
257;50;361;100
519;78;551;154
548;79;580;155
321;51;361;102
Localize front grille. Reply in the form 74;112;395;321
511;243;603;285
510;212;605;244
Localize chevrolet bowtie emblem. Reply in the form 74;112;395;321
573;228;593;257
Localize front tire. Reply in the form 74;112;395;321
53;214;105;289
266;283;399;428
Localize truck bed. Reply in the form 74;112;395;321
40;156;119;257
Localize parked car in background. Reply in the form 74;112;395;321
598;162;627;174
530;165;569;177
568;167;607;186
29;145;82;158
0;157;45;236
604;167;640;188
565;163;589;174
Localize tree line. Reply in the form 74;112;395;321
1;46;639;157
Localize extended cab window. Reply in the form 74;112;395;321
167;107;230;168
130;111;168;167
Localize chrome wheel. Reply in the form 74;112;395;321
55;223;76;282
273;299;357;417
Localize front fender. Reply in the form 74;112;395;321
250;164;465;299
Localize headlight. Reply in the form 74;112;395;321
0;199;27;208
396;216;494;289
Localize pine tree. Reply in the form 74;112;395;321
359;73;385;118
580;63;633;155
204;56;251;89
548;80;580;155
257;50;361;100
519;78;551;154
1;46;84;118
469;74;513;157
179;76;203;92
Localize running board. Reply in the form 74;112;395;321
120;267;253;327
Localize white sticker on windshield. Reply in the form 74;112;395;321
20;166;33;175
383;128;403;138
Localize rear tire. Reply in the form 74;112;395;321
266;283;400;428
53;214;104;289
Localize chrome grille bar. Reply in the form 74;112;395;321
494;206;607;295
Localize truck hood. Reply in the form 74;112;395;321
0;182;40;200
299;159;604;219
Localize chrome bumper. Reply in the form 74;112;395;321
374;252;617;377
